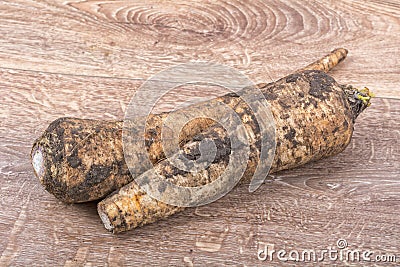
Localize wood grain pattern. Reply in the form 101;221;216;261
0;0;399;266
0;0;399;97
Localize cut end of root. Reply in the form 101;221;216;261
31;146;45;181
98;207;114;232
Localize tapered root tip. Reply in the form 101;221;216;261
299;48;348;73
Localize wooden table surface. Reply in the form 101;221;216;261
1;0;399;266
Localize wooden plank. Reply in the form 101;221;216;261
0;67;399;266
1;0;399;265
0;0;399;98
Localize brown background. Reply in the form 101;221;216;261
0;0;399;266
